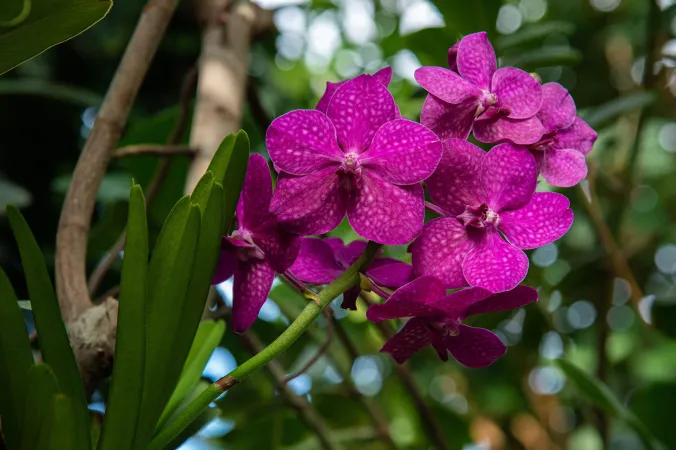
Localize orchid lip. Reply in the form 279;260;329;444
457;203;499;228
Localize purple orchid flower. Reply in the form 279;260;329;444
316;67;394;114
266;73;442;245
527;82;598;187
413;140;573;293
289;237;415;310
415;32;544;145
366;276;538;366
211;154;301;333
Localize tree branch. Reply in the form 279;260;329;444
361;291;451;450
112;144;197;158
185;0;273;193
238;330;341;450
53;0;180;394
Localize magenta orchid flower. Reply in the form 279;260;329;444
366;276;538;366
413;140;573;293
415;32;544;145
211;154;301;333
266;73;442;245
289;237;415;310
527;82;598;187
316;67;394;114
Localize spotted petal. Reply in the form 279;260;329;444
288;238;341;285
447;42;459;72
236;154;273;230
538;82;576;132
327;74;396;153
491;67;542;119
266;110;343;176
537;147;588;188
425;139;485;216
380;317;433;364
232;260;275;333
367;259;415;289
316;81;346;114
366;276;446;322
556;116;597;155
473;115;545;145
498;192;573;249
372;66;393;86
212;245;237;284
253;227;301;273
460;285;538;319
420;94;477;140
270;168;346;236
361;119;442;185
336;240;368;268
414;66;481;104
457;32;496;90
412;217;475;289
347;169;424;245
444;325;506;368
462;229;529;293
481;143;537;212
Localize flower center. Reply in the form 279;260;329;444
427;320;460;337
337;152;362;194
230;229;265;262
456;203;499;228
476;90;498;117
529;132;558;151
342;152;361;173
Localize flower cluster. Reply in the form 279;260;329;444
213;32;597;367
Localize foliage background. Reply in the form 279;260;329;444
2;0;676;448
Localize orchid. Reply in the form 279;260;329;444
366;276;538;366
315;67;395;114
289;237;415;309
212;154;301;333
415;31;544;144
527;82;598;187
413;140;573;293
266;73;442;245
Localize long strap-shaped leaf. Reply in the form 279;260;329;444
6;206;90;450
98;184;148;450
36;394;76;450
20;364;62;450
0;268;33;450
133;199;202;449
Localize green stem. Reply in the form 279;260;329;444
0;0;31;27
147;241;383;450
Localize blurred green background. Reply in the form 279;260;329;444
2;0;676;449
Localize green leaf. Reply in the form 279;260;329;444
156;320;226;430
36;394;76;450
134;202;202;449
432;0;500;40
0;0;112;75
6;205;90;450
496;22;576;50
630;383;676;450
208;130;249;234
164;381;221;450
20;364;61;450
98;184;148;450
580;91;656;128
0;268;33;450
556;359;663;449
501;46;582;70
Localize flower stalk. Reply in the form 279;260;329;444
147;241;382;450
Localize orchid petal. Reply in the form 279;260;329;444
425;138;485;216
447;42;459;72
372;66;393;86
491;67;542;119
366;276;446;322
237;154;273;231
460;285;538;319
367;259;415;289
232;260;275;333
380;317;433;364
212;245;237;284
347;169;424;245
414;66;481;104
316;80;346;114
266;110;343;175
341;285;362;310
538;147;588;187
473;115;545;145
445;325;506;368
361;119;442;185
412;217;475;289
253;227;302;273
288;238;341;285
270;168;346;236
498;192;573;249
556;116;597;155
538;82;576;131
457;32;496;90
420;94;476;140
338;240;368;267
462;229;528;293
327;74;396;153
481;143;537;212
